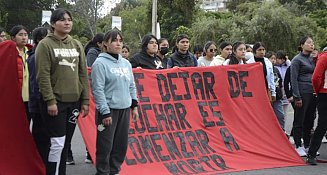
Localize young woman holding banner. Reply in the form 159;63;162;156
223;41;246;65
91;30;139;175
247;42;276;103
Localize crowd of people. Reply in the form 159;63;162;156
1;7;327;175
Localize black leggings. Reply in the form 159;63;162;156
308;93;327;157
292;93;317;148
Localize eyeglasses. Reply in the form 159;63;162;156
209;49;217;52
0;35;5;38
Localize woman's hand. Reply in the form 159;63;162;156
131;107;139;122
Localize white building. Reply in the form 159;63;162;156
200;0;227;12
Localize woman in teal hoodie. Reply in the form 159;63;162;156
91;30;139;175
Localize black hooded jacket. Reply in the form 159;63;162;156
129;51;163;69
167;50;197;68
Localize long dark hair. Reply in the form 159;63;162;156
32;27;48;45
141;34;158;52
298;36;312;52
276;50;287;61
253;42;266;55
103;30;123;51
50;8;72;32
203;41;216;57
219;41;232;50
228;41;246;65
85;33;104;54
10;25;28;38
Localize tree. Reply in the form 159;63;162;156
97;0;151;55
70;0;104;37
277;0;327;13
239;1;319;56
110;0;140;16
4;0;56;31
157;0;197;43
118;1;151;55
191;16;236;47
0;0;8;28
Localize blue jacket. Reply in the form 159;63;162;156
27;47;40;113
91;52;137;115
87;47;101;67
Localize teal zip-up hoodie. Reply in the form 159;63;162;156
91;52;137;115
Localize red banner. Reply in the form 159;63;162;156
0;41;45;175
78;63;304;175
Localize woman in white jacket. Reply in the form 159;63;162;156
247;42;276;102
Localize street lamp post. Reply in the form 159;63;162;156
151;0;157;37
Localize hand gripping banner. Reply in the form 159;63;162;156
78;63;304;175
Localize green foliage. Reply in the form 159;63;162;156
172;26;192;42
191;1;324;57
0;0;8;27
71;35;89;45
277;0;327;13
118;4;151;55
309;10;327;28
1;0;325;54
191;16;236;47
158;0;197;42
1;0;71;31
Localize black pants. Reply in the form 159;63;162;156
96;108;130;175
24;101;32;123
308;93;327;157
41;100;79;175
293;93;317;148
31;112;49;165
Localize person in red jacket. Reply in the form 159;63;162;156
10;25;33;123
307;50;327;165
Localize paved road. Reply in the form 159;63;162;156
67;105;327;175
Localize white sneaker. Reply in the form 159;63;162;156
304;148;320;156
296;147;307;157
289;136;295;145
322;137;327;143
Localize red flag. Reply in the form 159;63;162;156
0;41;45;175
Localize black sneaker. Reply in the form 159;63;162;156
66;156;75;165
306;155;317;165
